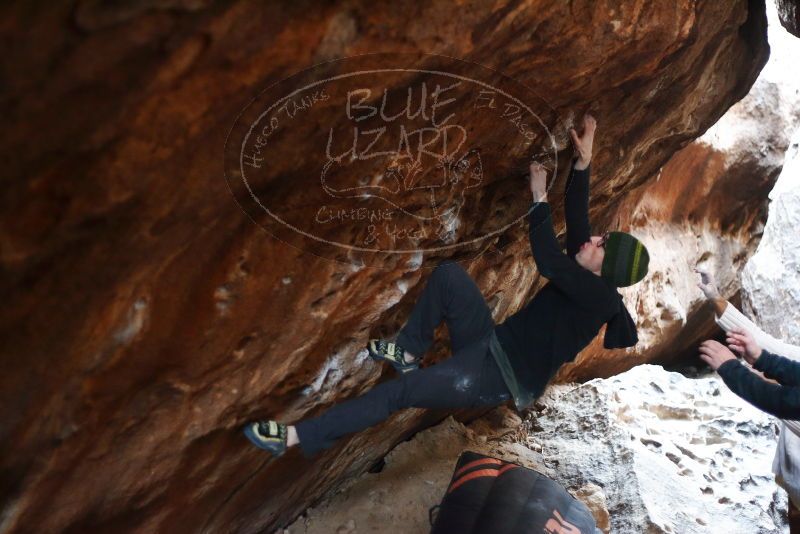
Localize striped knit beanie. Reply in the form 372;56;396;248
601;232;649;287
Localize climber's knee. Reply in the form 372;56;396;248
451;373;481;407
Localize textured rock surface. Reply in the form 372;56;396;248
280;366;784;534
559;3;800;382
535;366;785;533
0;2;771;533
776;0;800;36
742;127;800;344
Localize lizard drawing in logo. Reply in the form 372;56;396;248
320;147;483;243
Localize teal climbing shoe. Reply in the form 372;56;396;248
243;420;288;456
368;339;419;374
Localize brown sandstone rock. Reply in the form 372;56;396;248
0;1;769;533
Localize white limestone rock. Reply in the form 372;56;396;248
742;127;800;345
532;365;786;533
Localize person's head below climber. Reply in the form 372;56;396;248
575;230;649;287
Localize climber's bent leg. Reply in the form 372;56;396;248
396;261;495;358
294;336;510;458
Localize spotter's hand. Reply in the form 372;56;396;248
698;339;737;371
726;328;762;365
694;268;720;300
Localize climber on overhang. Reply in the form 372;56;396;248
243;113;650;458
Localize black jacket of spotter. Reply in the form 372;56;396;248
718;350;800;420
491;162;637;411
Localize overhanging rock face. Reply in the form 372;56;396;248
0;1;768;533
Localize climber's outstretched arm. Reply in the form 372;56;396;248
527;163;616;314
565;114;596;259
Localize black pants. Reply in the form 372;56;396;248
295;262;512;458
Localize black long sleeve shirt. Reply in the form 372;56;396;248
492;164;620;410
717;350;800;420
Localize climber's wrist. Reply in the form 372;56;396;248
574;154;591;170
